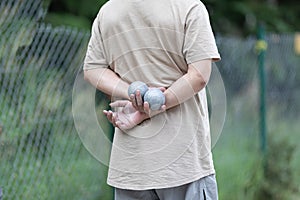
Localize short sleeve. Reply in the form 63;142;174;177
83;12;108;70
183;2;221;64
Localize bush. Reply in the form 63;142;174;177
245;134;298;200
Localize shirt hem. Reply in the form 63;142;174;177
186;54;221;64
83;62;108;70
107;169;216;190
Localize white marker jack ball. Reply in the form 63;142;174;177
128;81;149;98
144;88;165;110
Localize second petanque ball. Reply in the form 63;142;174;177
144;88;165;110
128;81;149;98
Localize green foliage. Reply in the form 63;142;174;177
0;9;113;199
0;20;40;139
244;134;298;200
203;0;300;36
45;0;300;35
0;20;37;64
46;0;108;29
214;105;300;200
213;130;259;199
2;1;299;199
45;13;92;29
0;134;113;200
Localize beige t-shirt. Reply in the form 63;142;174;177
84;0;221;190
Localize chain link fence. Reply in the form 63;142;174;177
215;34;300;199
1;0;299;199
216;33;300;128
0;0;113;199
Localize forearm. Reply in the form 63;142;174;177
84;68;129;99
164;59;212;109
104;60;212;130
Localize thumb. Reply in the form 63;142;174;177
159;87;166;92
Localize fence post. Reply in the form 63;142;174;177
256;24;267;168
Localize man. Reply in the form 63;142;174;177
83;0;221;199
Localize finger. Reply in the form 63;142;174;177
103;110;113;124
135;90;143;107
159;87;166;92
112;112;118;126
107;110;114;123
130;94;137;107
160;105;166;111
103;110;109;119
143;101;151;114
110;100;129;108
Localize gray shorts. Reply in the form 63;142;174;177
115;174;218;200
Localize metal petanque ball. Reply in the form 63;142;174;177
144;88;165;110
128;81;149;98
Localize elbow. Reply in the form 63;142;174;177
83;70;94;86
201;76;209;87
83;70;90;82
194;73;209;92
187;61;211;92
201;78;208;87
195;66;211;88
196;78;208;92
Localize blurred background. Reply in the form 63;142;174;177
0;0;299;199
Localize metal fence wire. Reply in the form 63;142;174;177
0;0;299;199
1;0;112;199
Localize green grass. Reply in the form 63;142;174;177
213;104;300;200
1;87;299;200
213;120;260;199
0;131;113;200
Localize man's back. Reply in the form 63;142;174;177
92;0;218;82
84;0;220;190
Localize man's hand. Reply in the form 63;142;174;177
130;87;166;113
129;90;144;112
103;99;166;130
103;100;149;130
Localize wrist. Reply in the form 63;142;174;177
164;89;179;109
